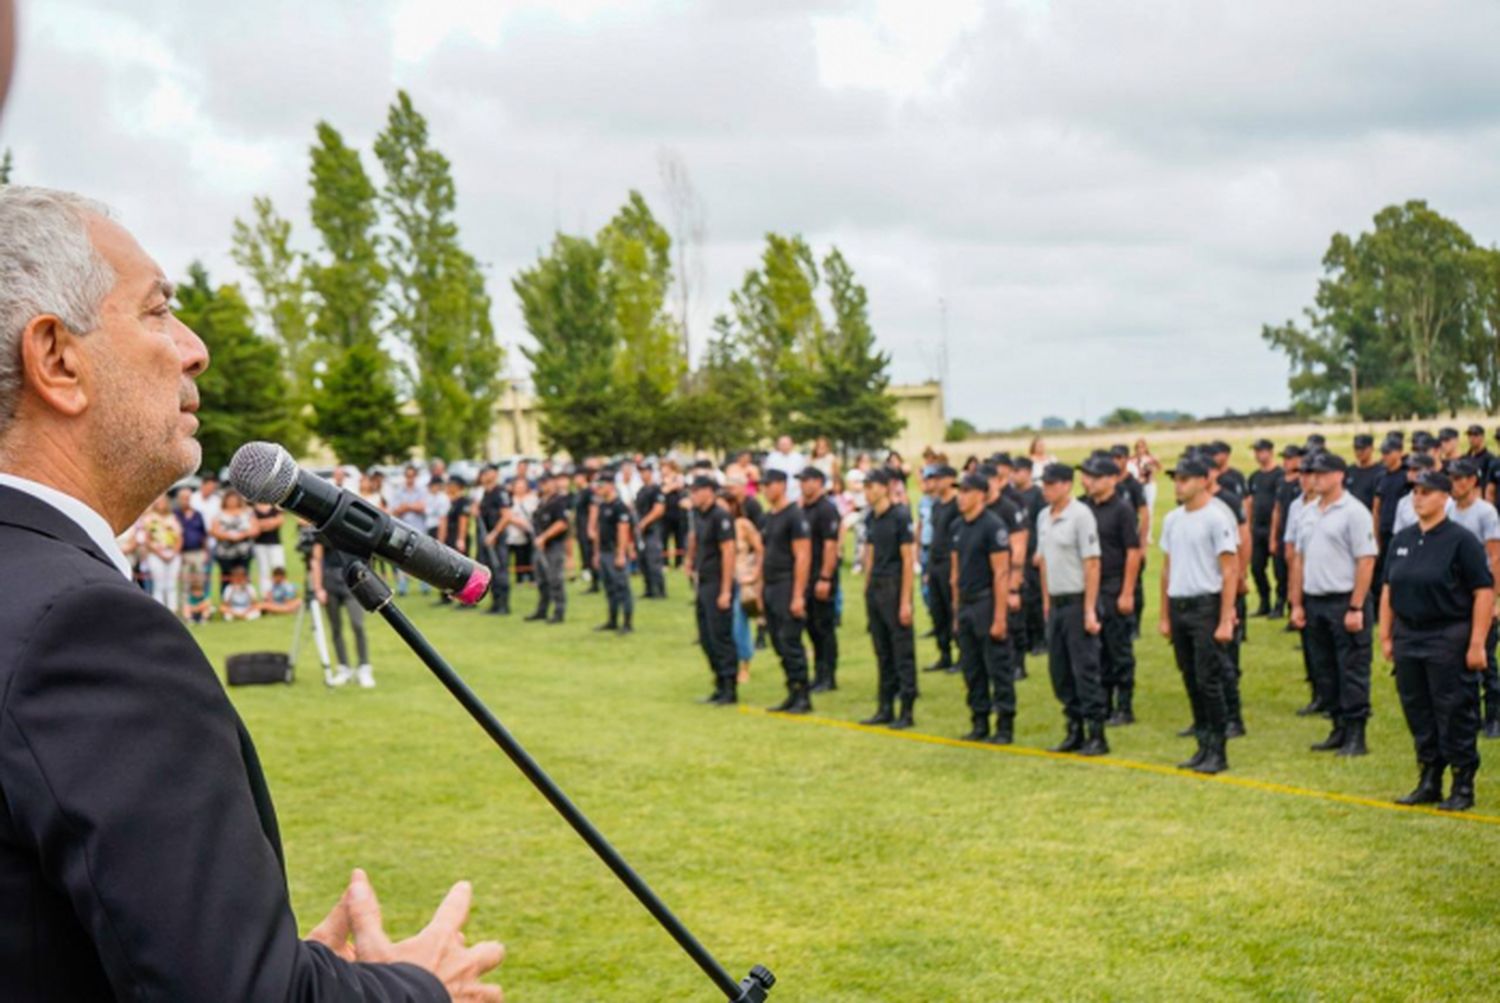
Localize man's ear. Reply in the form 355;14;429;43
19;316;91;418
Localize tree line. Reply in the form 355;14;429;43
1263;199;1500;421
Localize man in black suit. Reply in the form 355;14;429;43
0;187;504;1000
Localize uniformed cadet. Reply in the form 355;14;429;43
1110;443;1153;627
950;473;1014;743
1371;435;1410;602
1011;458;1048;656
635;463;668;599
1159;455;1240;774
1289;451;1378;756
476;464;514;615
575;467;601;593
1346;434;1381;511
1205;451;1252;738
982;462;1032;679
923;465;961;672
1246;438;1279;617
1467;424;1494;482
1381;468;1494;812
1282;463;1324;717
1081;456;1143;726
1447;458;1500;739
760;469;814;713
1037;463;1109;756
799;467;843;692
859;468;919;729
691;475;739;705
1438;426;1461;462
1208;441;1247;498
1267;444;1305;620
527;470;571;624
592;474;636;635
1393;454;1455;534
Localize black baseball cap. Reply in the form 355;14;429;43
993;453;1015;469
977;463;999;480
1380;438;1403;455
1304;451;1347;473
797;466;827;482
959;473;989;493
1305;434;1327;448
1439;427;1460;441
1171;457;1210;478
1352;434;1374;449
689;475;718;491
1413;431;1436;448
1468;424;1486;436
1208;441;1231;456
1081;456;1120;477
866;468;894;486
1013;457;1033;471
763;469;789;484
1415;470;1453;493
1041;463;1075;484
1281;444;1304;459
1406;453;1438;472
1110;444;1130;459
1449;458;1482;480
1253;438;1274;451
933;464;958;479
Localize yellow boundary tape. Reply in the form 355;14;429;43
739;706;1500;828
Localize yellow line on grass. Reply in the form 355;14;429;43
739;706;1500;828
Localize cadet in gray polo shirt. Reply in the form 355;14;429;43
1449;458;1500;737
1036;463;1108;756
1281;464;1324;717
1289;451;1378;757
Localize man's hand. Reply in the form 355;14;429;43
1213;618;1234;644
615;554;626;570
989;618;1007;641
1289;604;1306;630
339;869;505;1002
1117;593;1135;616
315;588;329;606
1344;608;1364;634
1084;609;1101;636
898;601;913;627
718;590;731;611
1007;591;1021;613
1380;636;1394;662
1468;643;1488;672
790;594;806;619
814;579;831;602
1158;617;1171;640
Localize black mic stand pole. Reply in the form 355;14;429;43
342;558;775;1002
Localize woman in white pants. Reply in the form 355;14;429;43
138;494;183;612
251;501;286;596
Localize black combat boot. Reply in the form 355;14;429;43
1485;709;1500;740
593;619;618;633
1178;732;1208;771
889;701;915;731
546;611;565;624
1252;600;1271;618
787;684;813;715
1226;718;1247;739
1176;724;1197;738
618;614;634;636
1079;720;1109;757
1049;719;1085;753
1311;719;1347;751
716;680;739;706
924;657;953;673
860;704;895;726
699;680;726;704
1194;734;1229;774
1108;686;1135;726
524;609;548;622
1439;766;1476;812
961;714;990;741
1335;719;1368;757
987;713;1015;745
1295;695;1327;717
1395;763;1445;806
808;667;831;693
768;688;799;713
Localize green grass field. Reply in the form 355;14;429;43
196;442;1500;1001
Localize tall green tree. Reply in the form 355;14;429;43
789;248;903;454
728;234;823;428
0;149;12;185
515;234;627;457
313;340;417;468
230;196;312;453
306;122;386;350
173;263;301;473
374;91;502;458
675;316;767;454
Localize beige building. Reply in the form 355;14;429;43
886;381;945;461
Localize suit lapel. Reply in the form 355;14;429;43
0;483;122;575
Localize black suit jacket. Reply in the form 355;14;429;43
0;485;447;1002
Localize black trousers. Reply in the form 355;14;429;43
579;534;596;588
958;593;1013;718
1272;546;1289;609
866;576;917;707
1395;621;1481;770
1482;621;1500;721
696;583;736;683
765;579;810;688
1170;595;1230;738
1007;599;1027;677
1023;565;1045;651
1250;528;1272;609
1224;594;1246;725
926;564;954;662
806;583;839;680
1047;595;1105;723
1303;593;1373;722
599;555;633;623
1098;586;1137;707
640;530;666;597
535;541;566;617
484;539;510;611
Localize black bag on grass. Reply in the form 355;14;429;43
226;652;293;686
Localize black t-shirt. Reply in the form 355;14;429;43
1082;492;1140;592
865;503;913;579
1016;484;1045;558
986;495;1028;544
1384;518;1493;628
663;487;685;530
1246;468;1280;529
533;494;571;545
597;498;633;553
635;483;664;535
1213;485;1247;526
952;509;1009;597
1118;474;1148;514
478;486;512;531
1218;467;1248;498
253;504;282;546
762;503;810;584
743;495;766;532
1471;449;1494;488
1274;474;1302;529
443;497;470;553
927;494;959;569
1346;464;1380;512
1375;466;1411;535
693;502;735;581
802;495;842;585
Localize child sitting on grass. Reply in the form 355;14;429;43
183;579;215;625
220;566;261;621
260;566;302;615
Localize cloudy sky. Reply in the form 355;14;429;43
5;0;1500;429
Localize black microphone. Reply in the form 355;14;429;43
229;442;491;605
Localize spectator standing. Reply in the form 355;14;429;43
764;435;807;480
138;494;182;614
210;489;257;591
173;485;208;617
250;500;285;597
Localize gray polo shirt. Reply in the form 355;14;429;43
1037;497;1100;596
1452;498;1500;544
1297;492;1377;596
1160;501;1239;598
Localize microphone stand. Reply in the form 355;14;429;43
342;558;775;1002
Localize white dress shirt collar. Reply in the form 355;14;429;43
0;473;134;581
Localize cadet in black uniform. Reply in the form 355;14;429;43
593;474;636;634
1466;424;1493;482
760;469;814;713
1209;441;1247;498
1110;443;1153;627
923;465;960;672
1081;456;1143;725
860;468;919;729
1268;444;1304;619
476;464;513;615
575;468;600;593
1206;455;1251;738
526;470;571;624
950;473;1014;743
1381;468;1494;812
1246;439;1279;617
1346;434;1381;511
692;476;739;704
635;463;668;599
982;462;1031;678
1371;435;1411;605
799;467;843;692
1011;458;1048;656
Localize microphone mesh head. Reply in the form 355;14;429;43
229;441;298;504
